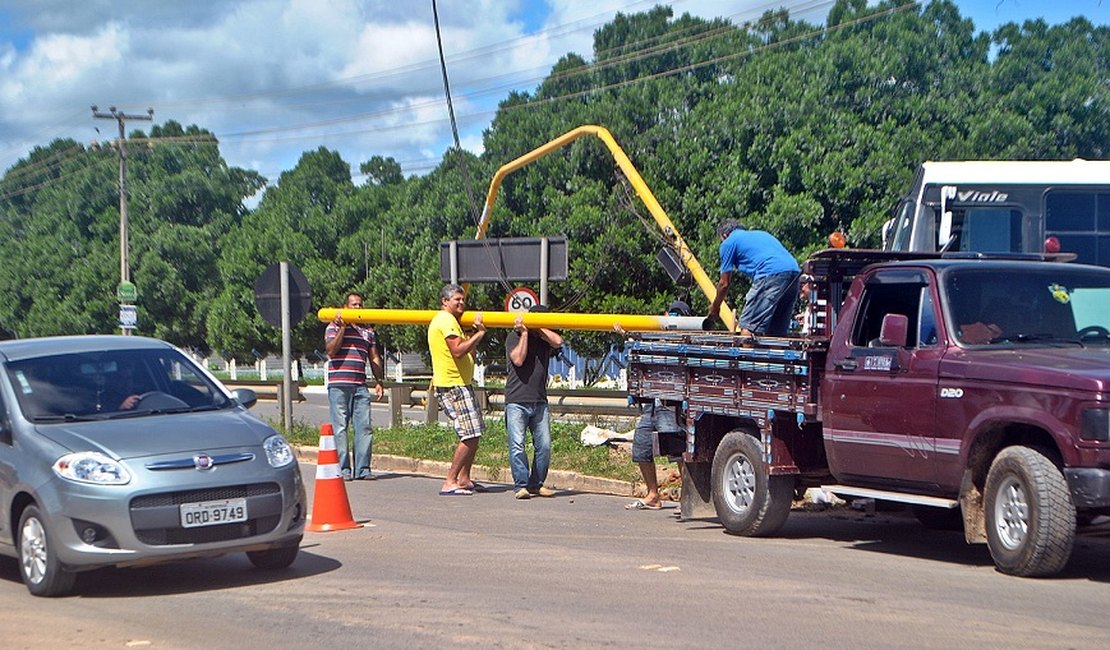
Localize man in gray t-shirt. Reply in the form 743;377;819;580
504;304;563;499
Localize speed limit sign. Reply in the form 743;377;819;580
505;286;540;312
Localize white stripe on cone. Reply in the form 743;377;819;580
316;463;341;480
318;435;337;450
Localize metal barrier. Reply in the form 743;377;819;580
222;379;307;402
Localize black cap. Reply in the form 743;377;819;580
666;300;691;317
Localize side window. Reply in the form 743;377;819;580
155;356;217;407
918;289;939;347
0;392;11;445
850;273;931;348
1046;191;1110;265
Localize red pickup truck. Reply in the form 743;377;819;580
628;250;1110;577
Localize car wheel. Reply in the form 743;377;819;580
18;505;76;597
247;542;300;570
984;446;1076;577
711;429;793;537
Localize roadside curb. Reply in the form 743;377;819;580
294;446;637;498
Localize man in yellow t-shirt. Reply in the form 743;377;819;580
428;283;487;495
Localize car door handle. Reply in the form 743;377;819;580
833;358;857;371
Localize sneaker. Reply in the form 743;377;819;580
514;488;532;500
341;469;352;481
357;470;373;480
529;486;556;498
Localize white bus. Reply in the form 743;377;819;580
883;160;1110;266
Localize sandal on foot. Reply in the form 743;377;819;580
625;499;662;510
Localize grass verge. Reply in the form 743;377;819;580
276;416;644;484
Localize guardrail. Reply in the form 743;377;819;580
222;379;307;402
377;382;634;426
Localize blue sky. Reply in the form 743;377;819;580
0;1;1106;189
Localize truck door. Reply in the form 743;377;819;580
822;270;943;490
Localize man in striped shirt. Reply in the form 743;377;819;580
325;292;385;480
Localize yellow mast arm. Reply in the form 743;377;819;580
473;125;734;330
319;308;706;332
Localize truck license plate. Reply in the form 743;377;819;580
180;498;248;528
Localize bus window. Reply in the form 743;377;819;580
953;208;1023;253
1046;191;1110;265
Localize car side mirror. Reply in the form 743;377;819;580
231;387;258;409
879;314;909;348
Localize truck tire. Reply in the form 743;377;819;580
18;505;76;597
984;446;1076;577
711;430;792;537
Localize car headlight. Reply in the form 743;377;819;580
263;434;296;468
53;452;131;485
1081;408;1110;442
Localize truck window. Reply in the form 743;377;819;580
850;272;932;348
944;266;1110;345
1045;191;1110;266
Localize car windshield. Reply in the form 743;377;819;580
5;347;232;422
944;266;1110;346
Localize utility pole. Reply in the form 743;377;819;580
92;105;153;335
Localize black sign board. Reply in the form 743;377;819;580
439;237;568;282
254;263;312;327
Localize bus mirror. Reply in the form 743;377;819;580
938;185;957;249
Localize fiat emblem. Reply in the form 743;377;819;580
193;454;214;470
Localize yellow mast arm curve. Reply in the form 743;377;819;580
473;124;735;330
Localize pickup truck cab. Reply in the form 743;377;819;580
628;250;1110;577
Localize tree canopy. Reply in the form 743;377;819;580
2;1;1108;360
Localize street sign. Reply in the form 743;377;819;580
254;263;311;327
505;286;540;312
117;281;138;303
440;237;568;282
119;304;137;329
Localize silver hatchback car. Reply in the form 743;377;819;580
0;335;306;596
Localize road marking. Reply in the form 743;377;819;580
639;564;681;572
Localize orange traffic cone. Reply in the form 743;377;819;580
307;423;363;532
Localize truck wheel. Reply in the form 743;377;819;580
711;430;792;536
18;505;76;597
984;446;1076;577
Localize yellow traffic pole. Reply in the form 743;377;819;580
318;308;707;332
474;125;734;330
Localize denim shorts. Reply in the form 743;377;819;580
739;270;800;335
632;403;684;463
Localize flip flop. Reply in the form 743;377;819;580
438;487;474;496
464;482;489;492
625;499;662;510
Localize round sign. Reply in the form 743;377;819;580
505;286;539;312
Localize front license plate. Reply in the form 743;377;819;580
180;498;248;528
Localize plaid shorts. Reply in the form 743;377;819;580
436;385;485;441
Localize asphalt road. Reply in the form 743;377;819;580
1;462;1109;648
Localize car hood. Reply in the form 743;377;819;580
34;409;275;459
942;346;1110;392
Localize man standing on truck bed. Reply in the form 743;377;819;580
707;219;800;336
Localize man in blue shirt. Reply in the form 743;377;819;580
707;219;800;337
